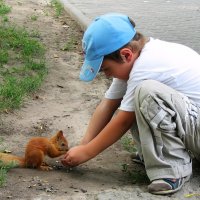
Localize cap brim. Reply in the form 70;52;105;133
79;57;103;82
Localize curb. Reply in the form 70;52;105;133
59;0;91;31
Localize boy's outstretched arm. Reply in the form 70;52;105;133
61;109;136;167
80;98;122;145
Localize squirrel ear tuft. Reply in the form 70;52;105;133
57;130;63;138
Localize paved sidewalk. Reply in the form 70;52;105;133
60;0;200;53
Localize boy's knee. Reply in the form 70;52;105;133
135;80;160;101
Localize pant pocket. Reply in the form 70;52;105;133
140;94;176;132
140;94;177;159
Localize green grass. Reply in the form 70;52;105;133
62;37;78;51
30;15;38;21
50;0;64;17
121;135;137;154
0;138;17;186
0;0;11;16
0;0;47;186
126;169;149;184
0;161;16;186
120;135;149;184
0;1;47;111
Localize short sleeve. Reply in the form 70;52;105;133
105;78;127;99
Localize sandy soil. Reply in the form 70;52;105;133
0;0;199;199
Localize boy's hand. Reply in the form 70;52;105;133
61;145;91;167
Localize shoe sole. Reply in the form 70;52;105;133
149;175;191;195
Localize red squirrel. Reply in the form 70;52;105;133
0;130;68;170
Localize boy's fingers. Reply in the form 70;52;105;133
61;153;74;166
61;158;70;166
62;151;69;159
61;158;75;167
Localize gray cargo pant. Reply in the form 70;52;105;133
131;80;200;181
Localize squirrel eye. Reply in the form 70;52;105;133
61;143;65;146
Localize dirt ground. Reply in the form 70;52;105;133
0;0;200;200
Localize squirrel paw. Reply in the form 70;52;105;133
41;162;49;166
39;165;53;171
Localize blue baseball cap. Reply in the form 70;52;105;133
79;13;136;82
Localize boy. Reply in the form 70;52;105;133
61;13;200;195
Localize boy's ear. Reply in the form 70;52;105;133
120;48;133;62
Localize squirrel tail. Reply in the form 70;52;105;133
0;152;25;168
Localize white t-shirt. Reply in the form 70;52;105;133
105;38;200;111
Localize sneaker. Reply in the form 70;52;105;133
148;175;190;195
131;152;144;165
